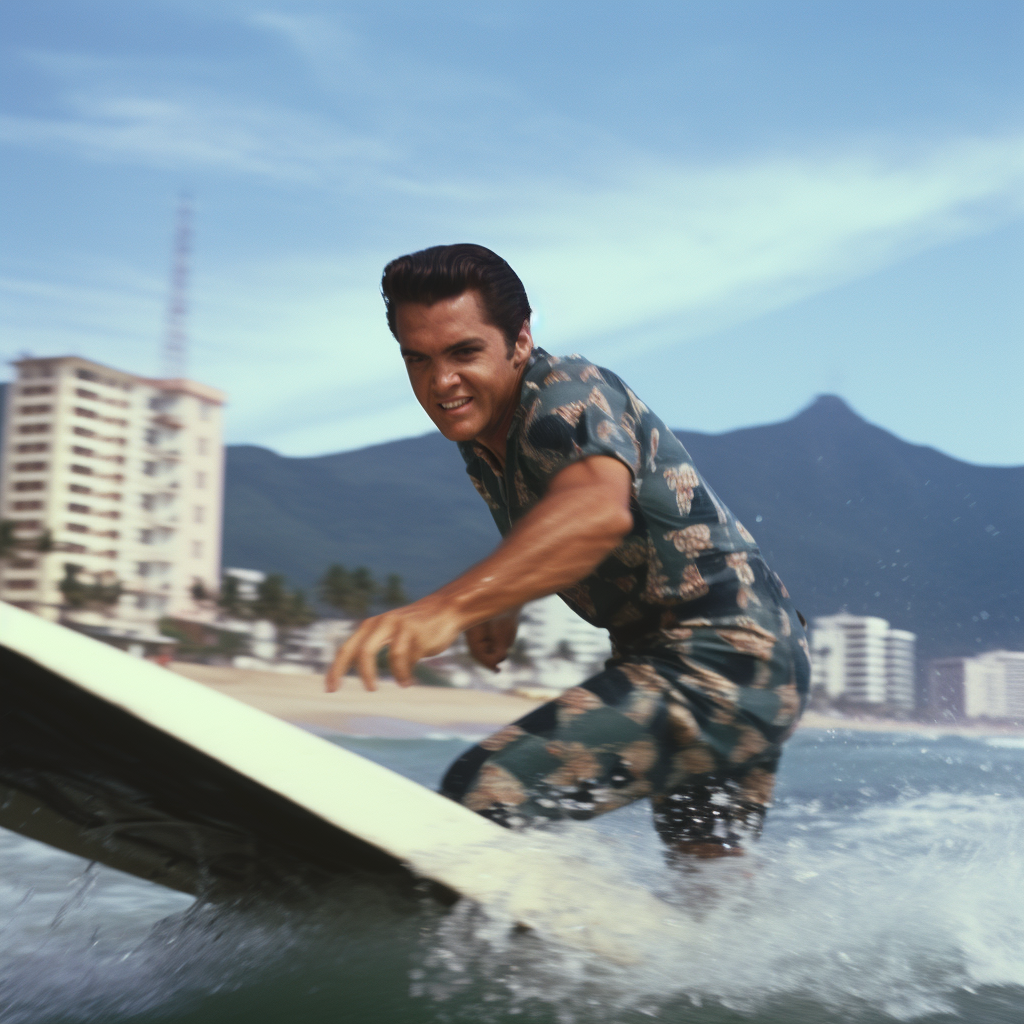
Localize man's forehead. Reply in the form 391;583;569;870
395;291;501;352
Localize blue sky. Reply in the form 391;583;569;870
1;1;1021;464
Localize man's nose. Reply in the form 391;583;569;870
432;362;459;391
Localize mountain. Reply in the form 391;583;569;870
223;396;1023;667
673;396;1021;664
223;434;497;603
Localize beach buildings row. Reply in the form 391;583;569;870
0;355;225;651
809;613;916;710
926;650;1024;721
809;611;1023;722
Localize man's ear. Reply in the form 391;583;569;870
511;319;533;367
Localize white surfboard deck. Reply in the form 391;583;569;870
0;602;689;962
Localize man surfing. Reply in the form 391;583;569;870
327;243;810;858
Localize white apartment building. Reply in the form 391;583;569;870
928;650;1024;720
885;628;917;711
0;355;225;642
810;613;917;709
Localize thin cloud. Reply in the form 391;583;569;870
248;9;515;112
506;135;1024;354
0;89;394;181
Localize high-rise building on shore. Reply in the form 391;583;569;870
927;650;1024;721
0;355;225;647
810;613;916;709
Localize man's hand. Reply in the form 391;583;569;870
325;597;464;692
465;607;520;672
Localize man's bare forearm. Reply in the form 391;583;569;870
431;459;633;630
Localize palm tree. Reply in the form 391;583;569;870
382;573;408;608
255;573;317;654
319;563;380;618
217;573;249;619
319;563;353;614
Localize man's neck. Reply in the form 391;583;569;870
474;362;530;470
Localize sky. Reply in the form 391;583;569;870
1;0;1021;465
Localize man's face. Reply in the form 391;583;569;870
395;290;532;446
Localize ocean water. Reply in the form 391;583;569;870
1;729;1022;1024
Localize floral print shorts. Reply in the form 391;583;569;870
441;623;809;853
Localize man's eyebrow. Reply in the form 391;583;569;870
445;337;486;352
400;338;486;358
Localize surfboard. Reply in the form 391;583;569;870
0;601;688;962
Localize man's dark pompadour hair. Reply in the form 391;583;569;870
381;243;532;355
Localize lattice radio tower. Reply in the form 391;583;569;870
161;194;192;380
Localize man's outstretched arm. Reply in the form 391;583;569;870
326;455;633;691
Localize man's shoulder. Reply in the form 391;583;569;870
522;348;627;397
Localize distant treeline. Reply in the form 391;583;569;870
213;563;408;629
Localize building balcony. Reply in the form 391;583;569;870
9;519;43;534
153;413;183;430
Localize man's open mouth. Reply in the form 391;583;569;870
439;397;472;411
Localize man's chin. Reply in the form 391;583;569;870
432;418;480;443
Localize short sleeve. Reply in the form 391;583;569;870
517;359;642;492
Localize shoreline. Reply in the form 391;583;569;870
170;663;1024;741
796;709;1023;738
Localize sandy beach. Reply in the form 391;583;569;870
170;662;543;737
170;662;1023;739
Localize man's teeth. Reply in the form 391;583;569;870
441;398;471;410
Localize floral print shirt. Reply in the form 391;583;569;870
458;348;793;647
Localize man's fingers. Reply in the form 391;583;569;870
476;622;508;671
326;619;376;691
325;656;342;692
326;637;356;691
329;605;459;691
357;643;378;691
466;621;499;670
326;618;380;692
480;627;497;659
477;631;500;670
389;628;416;687
357;620;394;691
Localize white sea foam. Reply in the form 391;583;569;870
983;736;1024;749
418;791;1024;1022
